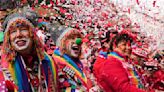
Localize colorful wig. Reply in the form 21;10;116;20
59;28;83;56
49;24;83;57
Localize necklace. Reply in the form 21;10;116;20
20;56;47;92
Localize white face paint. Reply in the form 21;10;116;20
70;44;81;58
9;23;33;53
67;40;81;58
11;38;31;51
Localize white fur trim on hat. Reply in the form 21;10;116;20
56;27;72;47
5;16;34;33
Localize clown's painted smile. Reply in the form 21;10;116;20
66;40;82;58
13;38;30;50
71;44;81;53
9;23;33;53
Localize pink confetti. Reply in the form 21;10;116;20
98;31;103;35
61;0;66;3
38;19;43;23
153;1;156;7
83;38;89;42
71;0;76;4
75;23;79;28
66;14;73;19
136;0;140;5
56;0;59;5
101;12;108;18
128;8;130;14
60;7;67;14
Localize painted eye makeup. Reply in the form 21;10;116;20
10;30;17;34
9;29;28;36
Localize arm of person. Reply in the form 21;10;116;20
101;58;146;92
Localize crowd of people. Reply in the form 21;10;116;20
0;0;164;92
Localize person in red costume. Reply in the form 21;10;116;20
93;33;156;92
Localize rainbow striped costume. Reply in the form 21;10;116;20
1;52;57;92
108;52;144;89
52;49;88;92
